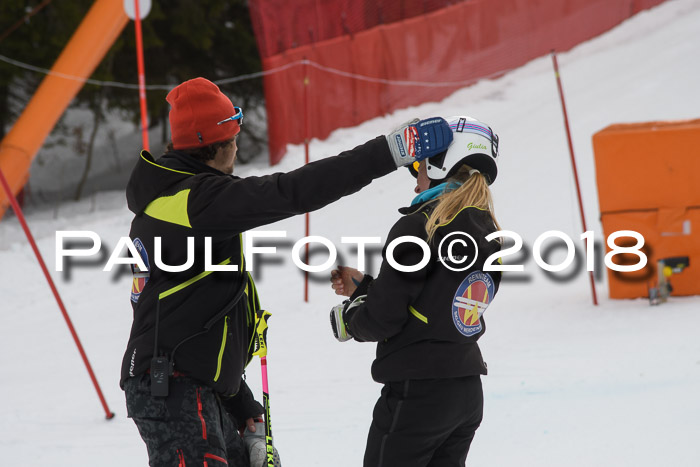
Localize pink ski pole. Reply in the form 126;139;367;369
261;355;273;457
253;310;276;465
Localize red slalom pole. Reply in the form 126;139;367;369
0;167;115;419
303;59;310;302
551;51;598;306
133;0;149;151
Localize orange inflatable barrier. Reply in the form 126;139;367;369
0;0;128;219
592;119;700;299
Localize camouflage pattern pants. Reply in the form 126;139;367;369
125;374;249;466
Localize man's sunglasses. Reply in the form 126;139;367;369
217;106;244;127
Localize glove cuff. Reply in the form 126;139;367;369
385;133;410;168
330;302;353;342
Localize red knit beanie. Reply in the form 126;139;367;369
166;77;241;149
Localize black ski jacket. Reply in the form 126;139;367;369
121;136;396;395
345;200;502;383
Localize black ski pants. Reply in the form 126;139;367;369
364;375;483;467
124;374;248;467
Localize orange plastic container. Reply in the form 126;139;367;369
592;119;700;299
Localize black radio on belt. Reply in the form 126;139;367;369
150;297;173;397
150;356;172;397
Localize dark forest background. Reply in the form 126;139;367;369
0;0;265;201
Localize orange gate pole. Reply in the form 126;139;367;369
551;51;599;306
0;166;115;419
132;0;150;151
303;59;310;302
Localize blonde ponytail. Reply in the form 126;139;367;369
425;165;501;243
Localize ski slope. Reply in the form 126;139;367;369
1;0;700;465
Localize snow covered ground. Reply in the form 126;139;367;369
1;0;700;465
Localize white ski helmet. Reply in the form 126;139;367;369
423;116;499;185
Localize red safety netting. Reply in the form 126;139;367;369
249;0;667;165
250;0;459;59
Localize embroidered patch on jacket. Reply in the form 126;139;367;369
130;238;150;303
451;271;494;337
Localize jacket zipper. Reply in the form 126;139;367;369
246;273;260;360
213;316;229;382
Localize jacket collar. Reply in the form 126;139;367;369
127;150;228;215
399;181;461;214
410;182;449;206
157;150;227;176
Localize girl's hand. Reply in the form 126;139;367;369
330;265;364;297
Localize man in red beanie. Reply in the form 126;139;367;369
120;76;453;466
